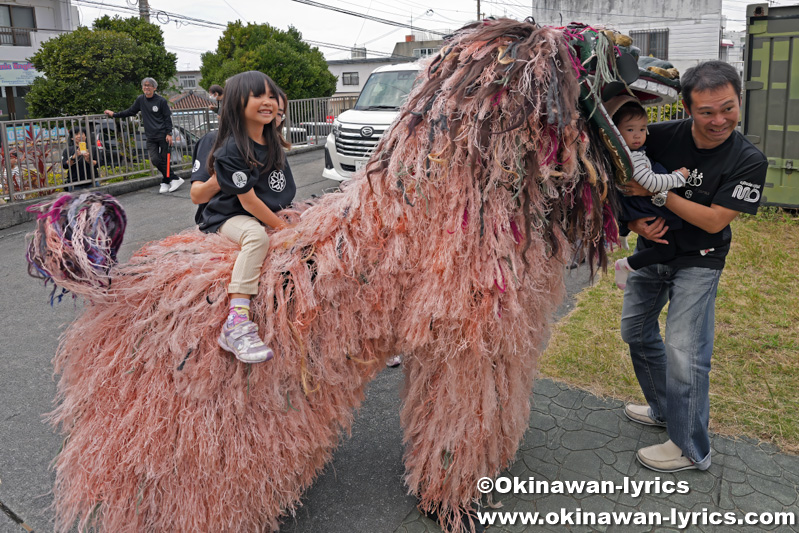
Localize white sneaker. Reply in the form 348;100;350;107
386;355;402;367
158;183;169;193
218;319;274;364
168;177;185;192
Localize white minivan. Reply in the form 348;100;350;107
323;62;422;181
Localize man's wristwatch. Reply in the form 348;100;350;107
651;191;668;207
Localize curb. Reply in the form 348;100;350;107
0;145;324;230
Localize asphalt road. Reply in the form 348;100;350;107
0;148;591;533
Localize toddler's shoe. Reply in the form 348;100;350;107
218;319;274;363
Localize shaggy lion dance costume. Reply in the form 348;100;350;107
27;18;680;533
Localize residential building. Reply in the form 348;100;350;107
174;70;206;95
722;28;745;78
0;0;77;120
168;91;215;111
528;0;725;76
328;57;400;97
327;36;444;97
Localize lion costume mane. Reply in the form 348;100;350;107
27;17;679;533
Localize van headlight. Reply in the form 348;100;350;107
332;120;341;139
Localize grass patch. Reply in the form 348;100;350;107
541;208;799;453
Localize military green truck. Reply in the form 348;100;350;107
743;3;799;208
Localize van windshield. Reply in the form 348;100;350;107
354;69;418;111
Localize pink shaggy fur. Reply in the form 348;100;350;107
48;19;615;532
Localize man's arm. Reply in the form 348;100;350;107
105;97;141;119
663;194;740;234
624;169;745;235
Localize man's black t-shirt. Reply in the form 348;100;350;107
189;130;218;225
197;137;296;233
114;94;173;140
640;119;767;269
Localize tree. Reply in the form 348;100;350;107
200;23;337;100
26;16;177;117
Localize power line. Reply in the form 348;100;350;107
291;0;449;36
304;39;416;60
73;0;226;29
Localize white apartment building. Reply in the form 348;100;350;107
1;0;77;120
528;0;725;76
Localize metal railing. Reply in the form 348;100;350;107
1;95;689;203
0;112;205;202
647;102;689;123
0;26;32;47
0;96;361;203
283;95;359;146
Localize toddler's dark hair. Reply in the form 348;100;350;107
612;101;647;126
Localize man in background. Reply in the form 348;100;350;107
105;77;183;193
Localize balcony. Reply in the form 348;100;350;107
0;26;33;47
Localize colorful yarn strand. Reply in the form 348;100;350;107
26;192;126;303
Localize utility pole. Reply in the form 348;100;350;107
477;0;480;20
139;0;150;22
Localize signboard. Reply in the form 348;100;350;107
5;125;69;144
0;61;42;86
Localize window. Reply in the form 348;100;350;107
179;76;197;88
0;5;36;46
342;72;359;86
413;48;437;59
630;29;669;60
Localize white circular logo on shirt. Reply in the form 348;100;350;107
268;170;286;192
192;160;201;173
232;171;248;188
152;106;159;112
685;190;693;199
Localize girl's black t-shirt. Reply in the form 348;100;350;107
198;136;296;234
638;119;768;269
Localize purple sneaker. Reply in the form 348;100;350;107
218;320;274;363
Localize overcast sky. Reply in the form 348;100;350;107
71;0;785;72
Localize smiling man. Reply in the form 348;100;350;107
105;78;183;193
619;61;768;473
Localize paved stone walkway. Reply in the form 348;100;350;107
397;379;799;533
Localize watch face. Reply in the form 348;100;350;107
652;193;666;207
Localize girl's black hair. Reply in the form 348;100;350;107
207;70;284;175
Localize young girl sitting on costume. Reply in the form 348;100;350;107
196;71;296;363
611;98;689;290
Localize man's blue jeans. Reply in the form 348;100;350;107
620;264;721;470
